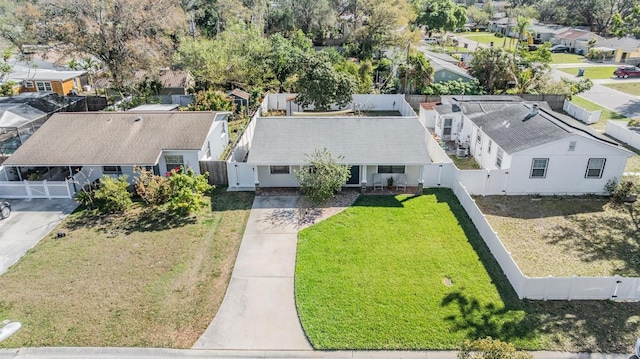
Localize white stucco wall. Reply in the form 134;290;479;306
256;165;301;187
200;115;229;161
434;112;464;141
503;136;630;194
158;150;200;176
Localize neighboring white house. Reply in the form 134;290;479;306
0;111;230;186
226;94;430;190
428;96;633;194
552;29;604;54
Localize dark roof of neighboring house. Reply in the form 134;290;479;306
555;29;596;40
0;103;47;128
0;92;77;113
248;117;430;165
531;23;570;35
466;103;621;153
597;37;640;52
4;112;222;166
93;69;192;89
230;88;250;100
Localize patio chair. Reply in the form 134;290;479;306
396;173;408;192
373;173;383;191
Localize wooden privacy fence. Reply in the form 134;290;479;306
200;160;228;186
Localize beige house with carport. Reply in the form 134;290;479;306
0;111;230;194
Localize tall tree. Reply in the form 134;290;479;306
466;6;490;27
412;0;467;33
295;52;358;111
267;31;313;91
21;0;186;88
557;0;635;33
351;0;418;59
468;47;516;94
611;5;640;37
398;52;433;94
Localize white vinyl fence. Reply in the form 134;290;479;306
563;100;601;124
453;180;640;300
606;120;640;150
0;179;75;199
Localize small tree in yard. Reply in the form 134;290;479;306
605;177;640;232
165;167;212;215
134;167;171;205
295;148;351;205
93;176;133;213
458;337;534;359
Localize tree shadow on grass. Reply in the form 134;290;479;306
438;188;640;352
64;205;198;234
543;204;640;276
210;187;255;212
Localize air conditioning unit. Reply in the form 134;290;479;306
456;147;468;157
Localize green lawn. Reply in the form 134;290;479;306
558;66;617;80
551;53;586;64
295;190;640;352
0;189;254;348
570;96;627;131
459;32;515;50
603;82;640;96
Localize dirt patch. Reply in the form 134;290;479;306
474;195;640;277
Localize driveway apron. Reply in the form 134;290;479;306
0;199;77;276
193;196;311;350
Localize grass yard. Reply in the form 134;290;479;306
459;32;516;50
603;82;640;97
295;190;640;353
451;155;480;170
474;195;640;277
570;96;627;131
0;189;254;348
558;66;617;80
551;53;586;64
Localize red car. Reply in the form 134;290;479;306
614;66;640;78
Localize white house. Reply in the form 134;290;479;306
227;94;431;190
429;96;633;194
0;111;230;186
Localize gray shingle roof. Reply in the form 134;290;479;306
247;117;430;165
4;112;220;166
471;105;570;153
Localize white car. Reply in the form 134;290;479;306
423;38;439;44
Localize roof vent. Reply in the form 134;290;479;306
523;103;539;122
134;116;142;122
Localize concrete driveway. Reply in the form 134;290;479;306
193;196;312;350
0;199;77;275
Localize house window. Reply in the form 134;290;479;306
443;118;452;137
270;165;290;174
476;132;482;145
205;141;211;159
24;81;34;88
496;148;503;168
378;165;405;174
102;166;122;175
585;158;606;178
530;158;549;178
35;81;53;92
488;140;492;154
568;141;576;152
165;154;184;172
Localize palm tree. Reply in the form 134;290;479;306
514;16;532;49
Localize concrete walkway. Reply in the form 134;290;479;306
193;196;312;350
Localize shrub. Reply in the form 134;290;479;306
586;48;604;61
604;177;636;203
628;118;640;127
134;167;171;205
166;167;212;214
93;175;133;213
295;148;351;205
458;337;534;359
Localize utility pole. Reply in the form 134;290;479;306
403;40;410;94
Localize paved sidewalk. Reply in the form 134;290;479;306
193;196;311;350
0;347;634;358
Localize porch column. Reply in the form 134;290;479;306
360;165;367;194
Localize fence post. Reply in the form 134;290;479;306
567;275;577;301
43;180;50;199
65;179;73;198
23;180;32;200
543;275;553;300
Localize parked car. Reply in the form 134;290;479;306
0;201;10;219
614;66;640;78
528;44;538;51
423;38;439;45
550;45;570;53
